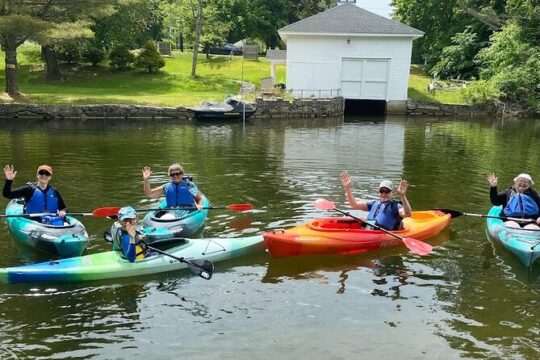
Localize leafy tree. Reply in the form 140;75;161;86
134;41;165;73
109;45;135;70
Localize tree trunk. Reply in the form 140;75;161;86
41;45;61;79
191;2;203;77
4;43;20;96
179;33;184;52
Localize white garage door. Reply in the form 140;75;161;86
341;58;390;100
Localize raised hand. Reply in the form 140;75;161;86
339;171;352;190
487;173;498;187
142;166;152;181
4;164;17;180
396;179;409;195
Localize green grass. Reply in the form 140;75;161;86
1;44;286;106
408;65;467;104
2;44;466;106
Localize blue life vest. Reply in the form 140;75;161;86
165;181;195;207
503;191;539;217
111;223;144;261
367;200;402;230
25;185;59;214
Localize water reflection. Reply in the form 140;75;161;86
1;115;540;359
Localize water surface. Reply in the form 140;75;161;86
0;115;539;359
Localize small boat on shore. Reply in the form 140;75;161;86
0;235;265;284
263;211;451;258
486;206;540;267
188;97;256;120
4;199;89;258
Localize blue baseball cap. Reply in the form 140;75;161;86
118;206;137;221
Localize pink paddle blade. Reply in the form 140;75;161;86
402;238;433;256
313;199;336;210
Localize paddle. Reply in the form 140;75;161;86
0;208;116;218
143;243;214;280
433;208;537;223
314;199;433;256
93;203;253;218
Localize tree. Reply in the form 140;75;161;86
0;1;116;95
134;41;165;73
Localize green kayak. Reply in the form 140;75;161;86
0;235;264;284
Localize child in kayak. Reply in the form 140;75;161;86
3;164;67;222
487;172;540;229
339;171;412;230
111;206;145;262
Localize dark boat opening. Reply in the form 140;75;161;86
344;99;387;116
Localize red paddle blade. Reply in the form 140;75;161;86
226;203;253;212
313;199;336;210
93;207;121;217
402;238;433;256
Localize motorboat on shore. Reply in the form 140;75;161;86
188;97;256;120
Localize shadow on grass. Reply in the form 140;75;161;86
409;88;441;104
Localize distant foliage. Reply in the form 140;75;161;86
55;40;83;64
109;45;135;70
461;80;501;106
82;41;106;67
134;41;165;73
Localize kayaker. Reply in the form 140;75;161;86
339;172;412;230
487;172;540;229
142;163;204;212
2;164;67;222
111;206;145;262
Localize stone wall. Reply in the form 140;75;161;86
406;101;495;116
0;97;345;120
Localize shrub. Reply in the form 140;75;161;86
462;80;501;106
134;41;165;73
109;45;135;70
82;42;106;67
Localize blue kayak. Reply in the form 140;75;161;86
4;199;89;258
140;195;209;243
486;206;540;267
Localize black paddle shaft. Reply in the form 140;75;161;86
145;245;214;280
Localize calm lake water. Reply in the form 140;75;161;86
0;115;539;359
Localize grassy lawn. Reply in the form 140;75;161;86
0;44;286;107
408;65;467;104
1;44;466;106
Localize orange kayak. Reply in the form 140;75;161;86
263;210;451;258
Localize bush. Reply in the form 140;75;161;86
55;40;83;64
109;45;135;70
134;41;165;73
462;80;501;106
82;42;106;67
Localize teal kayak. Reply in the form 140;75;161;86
140;195;209;243
0;235;264;284
486;206;540;267
4;199;89;258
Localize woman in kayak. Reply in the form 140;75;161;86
339;171;412;230
2;164;67;222
487;172;540;229
142;163;203;211
111;206;145;262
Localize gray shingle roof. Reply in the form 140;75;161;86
279;3;423;36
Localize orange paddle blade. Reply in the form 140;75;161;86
92;207;121;217
402;238;433;256
226;203;253;212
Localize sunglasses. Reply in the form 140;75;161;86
169;172;183;177
378;188;391;194
38;170;51;176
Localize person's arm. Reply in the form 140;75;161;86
54;189;68;217
188;181;204;210
339;172;368;211
122;222;138;262
396;179;412;218
142;166;164;198
489;187;507;206
3;180;33;200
